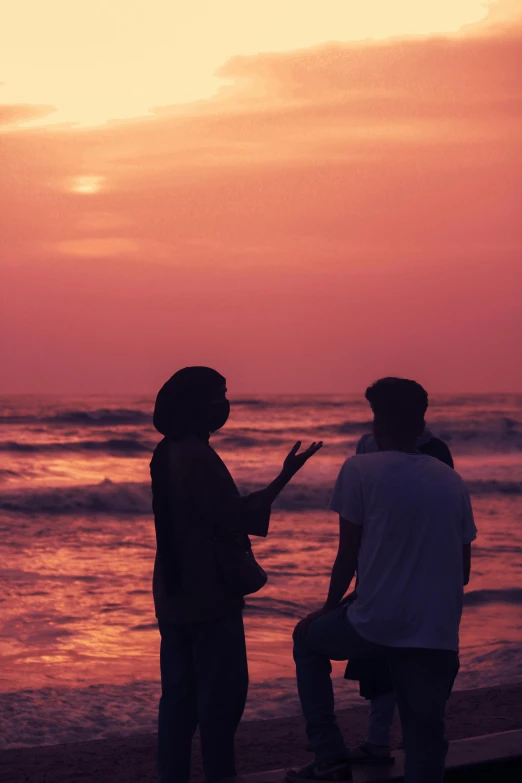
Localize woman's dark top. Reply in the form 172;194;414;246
151;435;270;624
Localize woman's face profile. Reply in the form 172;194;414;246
207;383;230;433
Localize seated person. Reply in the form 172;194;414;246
287;377;476;783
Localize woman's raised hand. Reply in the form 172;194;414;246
282;441;323;478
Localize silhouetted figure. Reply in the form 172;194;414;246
288;378;476;783
347;414;455;763
356;425;453;467
151;367;322;783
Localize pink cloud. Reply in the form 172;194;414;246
1;17;521;393
0;104;55;127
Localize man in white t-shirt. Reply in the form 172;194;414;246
287;378;477;783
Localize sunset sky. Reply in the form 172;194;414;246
1;0;521;394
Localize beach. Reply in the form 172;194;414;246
2;683;522;783
1;394;522;749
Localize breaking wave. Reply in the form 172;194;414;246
0;438;151;454
1;477;521;516
0;408;150;427
464;588;522;606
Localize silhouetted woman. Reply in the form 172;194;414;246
151;367;322;783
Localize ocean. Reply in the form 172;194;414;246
0;393;521;749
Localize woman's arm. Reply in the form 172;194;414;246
247;441;323;507
187;441;323;538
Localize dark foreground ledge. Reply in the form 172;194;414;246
234;730;522;783
1;683;522;783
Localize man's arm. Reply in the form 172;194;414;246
293;458;364;639
463;543;471;586
293;516;361;638
324;517;362;609
461;486;476;586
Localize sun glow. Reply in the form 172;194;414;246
70;176;105;195
1;0;497;128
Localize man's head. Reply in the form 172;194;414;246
365;377;428;449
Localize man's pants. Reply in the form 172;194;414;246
293;606;459;783
368;692;397;747
158;612;248;783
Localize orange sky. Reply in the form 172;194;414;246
1;0;521;394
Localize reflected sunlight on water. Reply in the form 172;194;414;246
0;394;521;747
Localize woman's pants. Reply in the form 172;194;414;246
158;611;248;783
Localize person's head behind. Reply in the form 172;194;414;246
153;366;229;440
365;377;428;450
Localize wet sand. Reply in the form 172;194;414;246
2;683;522;783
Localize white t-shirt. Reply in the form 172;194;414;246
329;451;477;652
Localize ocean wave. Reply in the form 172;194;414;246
1;425;521;457
464;588;522;606
273;479;522;505
466;480;522;495
0;481;333;515
0;399;367;429
0;480;152;515
0;674;361;750
218;433;288;448
0;468;19;478
2;670;522;750
0;408;151;427
435;426;522;449
324;421;522;447
0;438;151;454
244;596;305;618
226;419;522;447
1;404;521;459
431;395;522;408
231;398;273;407
1;476;521;516
232;398;355;408
51;408;151;425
